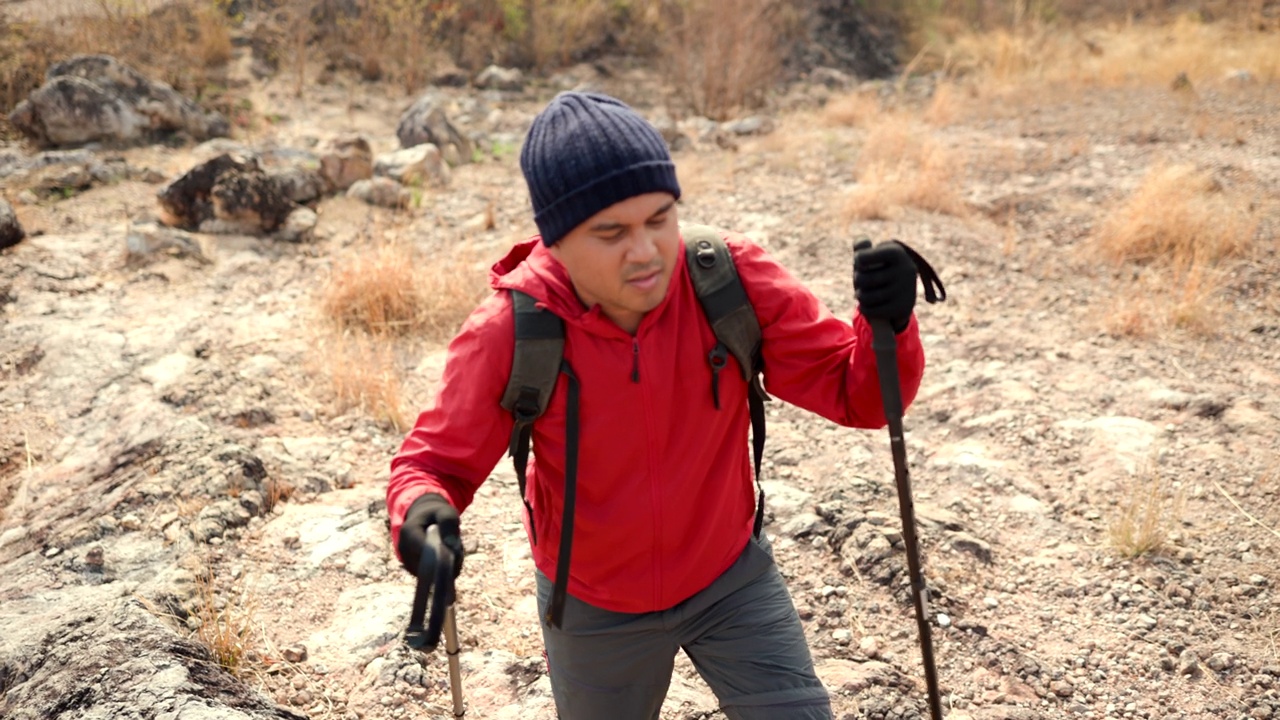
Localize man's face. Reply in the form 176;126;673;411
549;192;680;334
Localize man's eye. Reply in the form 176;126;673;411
647;215;668;227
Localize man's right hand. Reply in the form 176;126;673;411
397;493;465;578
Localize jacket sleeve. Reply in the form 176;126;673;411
728;235;925;428
387;291;515;557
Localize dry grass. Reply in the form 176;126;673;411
1108;462;1184;559
1094;163;1262;336
1;1;239;116
843;117;968;221
1103;262;1227;338
822;91;886;129
1096;164;1256;266
320;240;483;339
314;232;486;431
663;0;796;120
191;567;258;675
316;332;411;432
936;14;1279;98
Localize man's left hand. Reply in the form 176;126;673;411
854;240;917;333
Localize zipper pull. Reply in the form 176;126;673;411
708;343;727;410
632;339;640;383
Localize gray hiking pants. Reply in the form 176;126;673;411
535;533;832;720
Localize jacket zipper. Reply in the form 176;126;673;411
631;339;641;383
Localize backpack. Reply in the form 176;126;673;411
499;224;768;629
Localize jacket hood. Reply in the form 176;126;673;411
488;235;685;333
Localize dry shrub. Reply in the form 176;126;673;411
662;0;796;120
316;237;486;430
192;568;258;675
337;0;458;93
0;19;59;115
524;0;613;69
941;13;1279;94
923;81;965;125
320;333;411;432
0;0;239;116
843;118;967;220
1108;462;1184;559
1096;164;1255;266
1103;262;1226;338
320;241;484;339
1095;164;1258;336
822;91;885;128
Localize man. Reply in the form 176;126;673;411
388;91;925;719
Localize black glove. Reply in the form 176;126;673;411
854;240;917;333
398;493;464;578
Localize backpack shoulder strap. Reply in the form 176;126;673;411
682;224;762;382
499;289;564;548
499;289;564;420
498;289;580;630
682;224;769;538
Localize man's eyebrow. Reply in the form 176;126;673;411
587;201;674;232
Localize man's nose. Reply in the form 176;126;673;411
626;228;659;264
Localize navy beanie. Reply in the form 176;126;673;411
520;92;681;246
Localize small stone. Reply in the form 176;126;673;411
291;691;313;706
859;635;881;658
936;613;952;628
984;596;999;609
283;644;308;663
1206;653;1233;672
45;546;62;558
120;513;143;531
1178;649;1202;677
83;545;105;569
832;629;853;645
1051;680;1075;697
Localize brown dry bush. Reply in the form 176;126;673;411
1096;164;1256;266
662;0;798;120
0;1;238;117
318;332;412;432
191;567;259;676
1108;461;1184;559
843;117;968;220
822;91;885;128
1095;163;1260;336
320;240;484;339
316;237;487;431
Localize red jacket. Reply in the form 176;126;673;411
389;230;925;613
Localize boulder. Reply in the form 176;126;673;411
347;177;410;209
318;134;374;191
270;166;327;205
7;54;229;149
474;64;525;92
0;594;307;720
125;222;214;264
157;154;295;235
395;94;473;166
1;198;25;250
373;144;449;187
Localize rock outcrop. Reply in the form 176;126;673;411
395;94;473;166
157;154;296;235
0;198;24;250
7;55;230;149
0;591;308;720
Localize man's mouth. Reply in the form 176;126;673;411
626;268;661;291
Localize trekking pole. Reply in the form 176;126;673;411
405;525;466;718
855;239;946;720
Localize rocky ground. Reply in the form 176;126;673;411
2;22;1279;720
